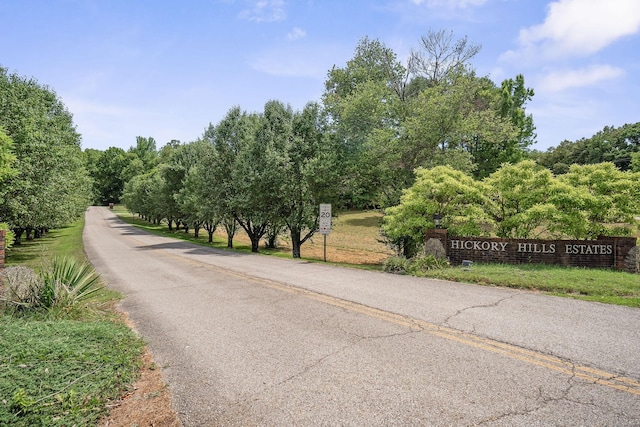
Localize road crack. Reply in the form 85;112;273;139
442;295;516;331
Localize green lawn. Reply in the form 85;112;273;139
1;218;143;426
419;262;640;308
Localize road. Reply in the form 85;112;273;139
83;207;640;426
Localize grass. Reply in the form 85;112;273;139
114;205;640;308
0;317;143;426
419;263;640;308
5;221;86;269
113;205;394;266
1;218;143;426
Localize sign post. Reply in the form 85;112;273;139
319;204;331;262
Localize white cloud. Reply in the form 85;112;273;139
239;0;287;23
516;0;640;58
287;27;306;41
538;64;625;92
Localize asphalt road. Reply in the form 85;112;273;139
83;207;640;426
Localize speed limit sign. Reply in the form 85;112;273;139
319;204;331;235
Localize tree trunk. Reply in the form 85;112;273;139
12;228;23;245
250;236;260;253
265;233;278;249
291;228;302;258
224;220;236;248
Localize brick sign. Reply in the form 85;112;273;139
0;229;5;272
425;229;638;273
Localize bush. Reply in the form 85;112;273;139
1;258;103;314
406;254;449;275
383;254;449;275
0;222;14;248
383;256;411;274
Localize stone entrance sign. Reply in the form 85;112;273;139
425;229;638;273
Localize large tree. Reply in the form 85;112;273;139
382;166;489;257
176;142;221;241
85;146;132;205
0;67;91;243
322;33;532;208
278;101;339;258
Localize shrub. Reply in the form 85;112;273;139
0;266;41;311
383;256;410;274
407;254;449;275
0;258;103;314
0;222;14;248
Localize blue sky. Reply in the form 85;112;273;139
1;0;639;152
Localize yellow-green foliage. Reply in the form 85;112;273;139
382;166;490;254
383;161;640;246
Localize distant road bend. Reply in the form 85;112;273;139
84;207;640;426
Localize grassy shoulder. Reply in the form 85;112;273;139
1;218;144;426
113;205;640;308
417;262;640;308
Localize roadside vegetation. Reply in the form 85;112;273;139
0;219;143;427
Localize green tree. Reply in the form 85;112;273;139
278;102;339;258
129;136;158;172
323;37;408;207
466;73;535;179
382;166;489;257
122;169;164;224
0;67;91;243
322;33;527;207
630;151;640;172
171;141;219;240
536;122;640;171
85;147;131;205
204;107;252;248
557;163;640;237
483;160;557;238
229;103;290;252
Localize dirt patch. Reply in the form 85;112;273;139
100;311;182;427
100;346;182;427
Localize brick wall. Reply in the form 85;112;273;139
425;229;638;273
0;229;5;272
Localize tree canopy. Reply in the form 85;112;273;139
0;66;91;243
535;122;640;173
